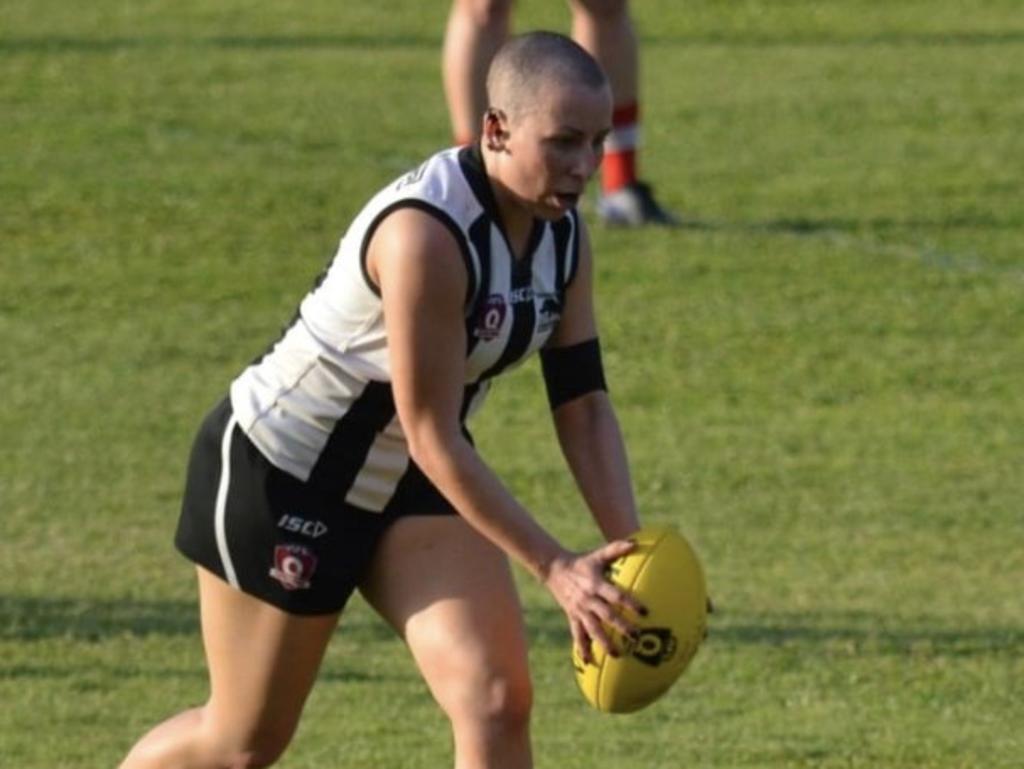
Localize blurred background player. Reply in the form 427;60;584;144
442;0;680;226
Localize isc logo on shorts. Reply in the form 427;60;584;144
269;544;318;591
277;514;328;538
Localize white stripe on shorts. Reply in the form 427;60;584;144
214;415;240;587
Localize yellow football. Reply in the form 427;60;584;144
572;525;708;714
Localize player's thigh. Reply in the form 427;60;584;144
197;566;340;752
359;516;531;715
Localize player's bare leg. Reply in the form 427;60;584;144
570;0;680;226
569;0;637;105
442;0;515;144
119;567;339;769
361;515;533;769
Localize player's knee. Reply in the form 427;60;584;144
120;736;287;769
205;742;286;769
448;668;533;734
570;0;628;22
485;671;533;729
454;0;515;28
200;725;295;768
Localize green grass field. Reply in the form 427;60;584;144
2;1;1022;766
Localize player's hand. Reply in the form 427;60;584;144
542;540;647;664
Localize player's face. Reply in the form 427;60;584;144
506;82;612;220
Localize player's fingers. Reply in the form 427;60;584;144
604;611;636;641
587;590;638;639
610;583;648;618
592;581;643;625
584;615;620;658
592;572;647;619
571;620;593;665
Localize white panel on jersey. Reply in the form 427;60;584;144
233;321;371;482
527;226;564;355
464;224;514;381
344;415;410;512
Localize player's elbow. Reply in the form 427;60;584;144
403;419;464;480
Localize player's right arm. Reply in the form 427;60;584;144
543;220;641;543
366;208;639;656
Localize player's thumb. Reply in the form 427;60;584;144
598;537;636;562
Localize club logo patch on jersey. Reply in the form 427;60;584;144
536;293;561;334
474;294;507;340
269;544;318;591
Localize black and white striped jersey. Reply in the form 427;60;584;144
229;146;581;512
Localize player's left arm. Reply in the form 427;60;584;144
544;220;641;542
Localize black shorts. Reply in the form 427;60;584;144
175;397;457;615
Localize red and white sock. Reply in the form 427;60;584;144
602;102;640;195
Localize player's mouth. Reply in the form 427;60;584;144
554;192;580;209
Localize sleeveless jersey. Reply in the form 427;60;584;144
229;146;581;512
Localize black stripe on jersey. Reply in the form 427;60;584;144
479;248;538;382
550;216;573;296
464;214;492;357
459;144;545;271
459;145;498;220
306;380;397;495
358;200;478;310
565;209;582;287
459;381;482;421
518;220;546;274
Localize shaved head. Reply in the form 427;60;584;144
486;31;609;122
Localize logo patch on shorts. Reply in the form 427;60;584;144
269;544;318;591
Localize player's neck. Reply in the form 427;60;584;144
486;179;536;261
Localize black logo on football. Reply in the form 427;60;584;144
630;628;677;667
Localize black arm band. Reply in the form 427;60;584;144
540;338;608;410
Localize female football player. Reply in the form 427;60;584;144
120;30;644;769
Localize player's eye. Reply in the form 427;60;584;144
549;135;578;148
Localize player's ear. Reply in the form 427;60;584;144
483;108;509;151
